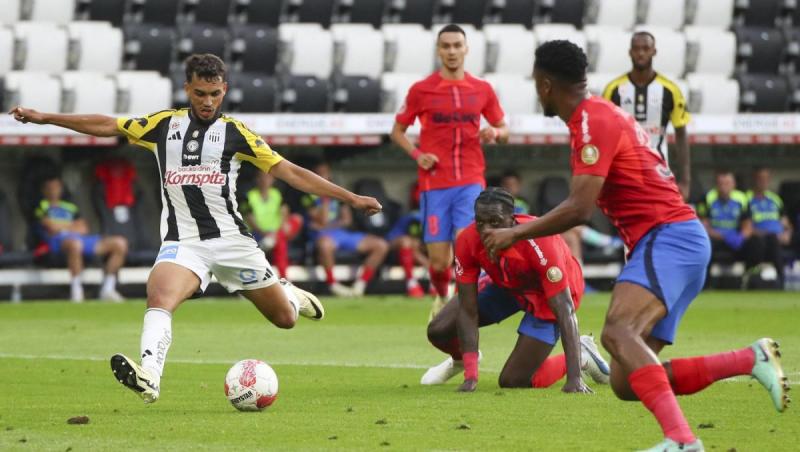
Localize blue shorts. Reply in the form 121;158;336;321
320;228;366;252
48;232;101;257
617;219;711;344
420;183;483;243
476;279;560;346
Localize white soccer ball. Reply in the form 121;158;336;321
224;359;279;411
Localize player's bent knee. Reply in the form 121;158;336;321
271;313;296;329
601;323;631;356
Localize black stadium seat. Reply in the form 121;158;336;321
230;25;278;75
124;23;176;74
84;0;126;27
0;190;33;267
283;76;330;112
737;74;789;112
179;25;229;60
787;74;800;111
341;0;386;28
228;72;278;112
735;26;785;74
245;0;285;26
135;0;181;26
449;0;490;28
784;28;800;73
294;0;337;28
498;0;535;28
190;0;234;26
397;0;436;28
92;180;158;267
735;0;781;27
542;0;586;28
334;76;381;112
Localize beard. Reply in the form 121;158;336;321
542;103;558;118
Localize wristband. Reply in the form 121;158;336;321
410;148;423;160
463;352;479;380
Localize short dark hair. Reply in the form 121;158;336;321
631;31;656;46
184;53;226;83
475;187;515;216
501;169;521;181
533;40;588;84
437;24;466;39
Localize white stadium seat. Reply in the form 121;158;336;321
482;73;538;114
638;0;685;30
279;23;333;79
687;73;740;114
435;24;486;76
331;24;384;79
483;24;536;76
13;22;69;72
586;72;619;97
686;0;734;29
115;71;172;115
4;71;62;112
587;0;637;29
380;72;421;113
584;26;631;74
684;26;736;77
383;24;435;74
634;26;686;77
67;22;123;74
26;0;76;24
0;0;21;25
61;72;116;113
533;24;587;52
0;27;12;75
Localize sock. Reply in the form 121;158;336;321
669;348;755;395
429;266;451;298
531;354;567;388
463;352;479;380
360;266;375;282
71;275;82;288
280;282;300;321
431;336;462;360
325;267;335;286
100;274;116;294
398;246;415;281
273;230;289;278
140;308;173;384
629;364;696;444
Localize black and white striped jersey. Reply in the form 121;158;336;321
117;109;283;243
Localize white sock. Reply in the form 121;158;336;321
281;282;300;321
407;278;419;289
140;308;172;384
71;276;82;290
100;274;116;294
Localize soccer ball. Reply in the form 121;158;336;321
224;359;279;411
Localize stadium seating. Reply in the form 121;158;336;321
380;72;418;112
588;0;637;29
483;24;535;76
638;0;685;30
133;0;181;26
784;28;800;74
787;74;800;111
533;24;587;51
279;23;333;78
586;72;617;96
178;25;229;61
0;27;12;75
686;73;740;114
737;74;789;112
292;0;337;28
282;75;329;112
115;71;171;114
540;0;586;28
584;26;632;74
684;26;736;76
230;25;279;75
483;73;538;114
395;0;437;28
67;21;124;74
13;22;69;73
735;0;782;27
0;0;21;25
189;0;234;26
735;26;785;75
228;72;278;112
445;0;491;28
333;75;381;112
123;23;176;74
243;0;285;27
61;71;117;113
686;0;734;28
497;0;535;28
635;26;686;77
340;0;385;28
4;71;62;112
26;0;75;23
81;0;126;27
383;24;435;74
331;24;384;78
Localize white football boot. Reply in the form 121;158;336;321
280;279;324;320
110;354;160;403
580;334;610;384
99;288;125;303
420;351;482;385
329;282;355;297
638;438;704;452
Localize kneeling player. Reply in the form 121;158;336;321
421;188;609;392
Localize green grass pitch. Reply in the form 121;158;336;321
0;292;797;451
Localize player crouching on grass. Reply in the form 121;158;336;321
421;188;610;392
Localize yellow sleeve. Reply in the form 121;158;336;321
665;80;691;128
602;75;626;101
229;119;284;172
116;110;175;152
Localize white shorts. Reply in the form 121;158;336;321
154;235;278;293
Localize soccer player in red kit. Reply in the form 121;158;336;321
485;41;789;451
421;188;610;393
390;24;509;318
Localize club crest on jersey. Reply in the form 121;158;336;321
546;266;563;283
186;140;200;152
581;145;599;165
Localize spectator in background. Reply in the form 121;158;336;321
500;170;531;214
698;170;762;288
384;182;429;298
746;167;792;288
240;171;303;278
35;175;128;302
304;161;389;297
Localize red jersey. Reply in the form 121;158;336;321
568;97;696;251
455;215;584;322
395;72;505;191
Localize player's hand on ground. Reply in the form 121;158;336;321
483;227;516;261
351;195;382;216
8;106;46;124
479;127;498;144
561;378;593;394
416;152;438;170
457;378;478;392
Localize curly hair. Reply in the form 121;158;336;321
184;53;226;83
533;40;588;84
475;187;515;216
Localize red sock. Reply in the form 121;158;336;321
325;267;335;285
669;348;755;395
531;354;567;388
429;266;451;297
431;337;462;361
398;246;415;281
360;266;375;282
273;230;288;278
629;364;696;444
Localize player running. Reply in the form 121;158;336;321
9;54;382;404
421;188;609;392
390;24;509;318
484;41;789;451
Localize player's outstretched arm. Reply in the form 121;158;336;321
8;106;120;137
547;289;592;394
484;175;605;257
269;160;382;216
455;282;480;392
